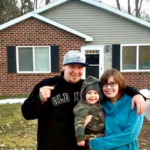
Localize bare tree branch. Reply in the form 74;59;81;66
39;0;44;8
34;0;37;9
128;0;131;14
131;8;136;15
138;0;143;17
135;0;139;17
45;0;51;5
0;0;33;24
116;0;121;10
114;0;145;18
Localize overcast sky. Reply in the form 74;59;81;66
30;0;150;14
101;0;150;13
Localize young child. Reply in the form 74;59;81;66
73;76;105;148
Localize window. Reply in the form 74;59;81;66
81;45;104;79
139;46;150;70
85;50;99;78
17;46;50;73
121;44;150;71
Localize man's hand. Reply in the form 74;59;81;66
77;141;85;147
131;94;147;115
39;86;55;103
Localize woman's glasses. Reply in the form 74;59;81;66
103;82;118;88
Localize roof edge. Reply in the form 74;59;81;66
81;0;150;29
34;0;68;13
0;13;33;31
32;13;93;41
0;12;93;41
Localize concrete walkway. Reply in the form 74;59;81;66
0;98;26;104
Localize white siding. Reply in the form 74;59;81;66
104;46;112;70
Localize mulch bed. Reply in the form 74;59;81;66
139;117;150;150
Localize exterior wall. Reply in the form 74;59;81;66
41;1;150;89
41;1;150;44
0;18;85;96
103;47;150;89
0;1;150;96
123;72;150;90
104;45;112;70
102;47;150;89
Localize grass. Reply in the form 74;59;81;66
0;100;149;150
0;104;37;150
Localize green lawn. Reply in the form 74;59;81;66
0;104;37;150
0;102;149;150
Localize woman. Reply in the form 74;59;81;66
89;69;144;150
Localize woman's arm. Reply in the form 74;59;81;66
89;108;144;150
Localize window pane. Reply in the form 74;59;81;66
86;66;99;78
139;46;150;70
122;46;136;70
86;54;99;64
18;47;33;71
35;47;49;71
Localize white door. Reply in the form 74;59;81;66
81;45;104;79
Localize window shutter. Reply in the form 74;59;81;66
112;44;120;71
7;46;16;73
51;46;59;72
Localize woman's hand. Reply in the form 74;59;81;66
84;115;92;126
131;94;147;115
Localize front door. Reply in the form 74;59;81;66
81;45;104;79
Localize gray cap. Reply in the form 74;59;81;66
63;50;89;66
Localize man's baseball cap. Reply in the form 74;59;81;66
63;50;89;67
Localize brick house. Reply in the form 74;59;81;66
0;0;150;96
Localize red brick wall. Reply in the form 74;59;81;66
122;72;150;90
0;18;85;95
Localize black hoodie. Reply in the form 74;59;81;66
22;72;86;150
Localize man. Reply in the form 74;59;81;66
22;50;146;150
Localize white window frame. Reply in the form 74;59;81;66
16;46;51;73
121;44;150;72
81;45;104;79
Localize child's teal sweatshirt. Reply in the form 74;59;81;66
90;94;144;150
